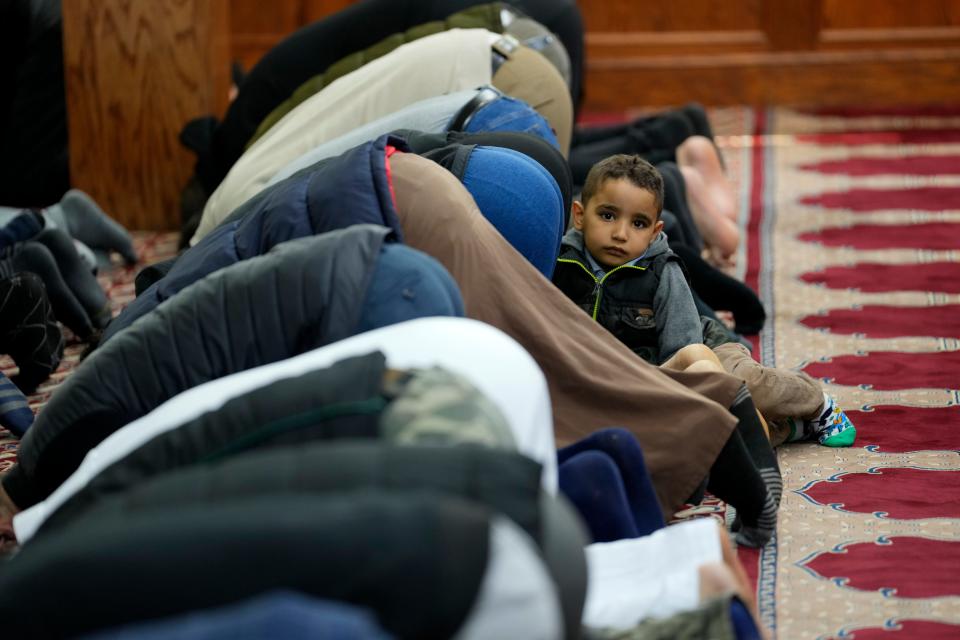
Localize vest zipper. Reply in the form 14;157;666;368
558;257;647;321
592;263;647;320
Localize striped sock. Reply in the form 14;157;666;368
0;371;33;437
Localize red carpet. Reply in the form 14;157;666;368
800;186;960;211
800;155;960;176
799;105;960;117
837;620;960;639
799;467;960;519
803;351;960;390
729;105;960;638
800;304;960;338
799;222;960;250
796;129;960;146
843;406;960;453
800;263;960;293
800;537;960;598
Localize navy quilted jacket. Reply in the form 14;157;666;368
103;134;403;342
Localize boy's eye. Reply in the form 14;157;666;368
599;211;614;221
633;219;647;228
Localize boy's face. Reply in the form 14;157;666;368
572;178;663;269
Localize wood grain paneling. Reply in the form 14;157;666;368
581;0;960;108
230;0;354;70
584;49;960;109
582;0;763;32
821;0;960;29
231;1;302;70
62;0;230;231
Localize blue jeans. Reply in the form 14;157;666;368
460;146;563;278
356;243;464;333
465;96;559;150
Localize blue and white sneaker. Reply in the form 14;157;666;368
786;392;856;447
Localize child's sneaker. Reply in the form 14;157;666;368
807;392;856;447
784;393;856;447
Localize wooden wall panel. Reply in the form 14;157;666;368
230;0;354;70
62;0;230;231
582;1;762;33
821;0;960;29
581;0;960;109
230;1;302;70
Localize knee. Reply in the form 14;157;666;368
686;359;723;374
559;450;621;492
35;228;74;255
13;242;56;274
677;343;722;367
714;342;764;382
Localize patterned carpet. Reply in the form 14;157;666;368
3;108;959;638
715;106;960;639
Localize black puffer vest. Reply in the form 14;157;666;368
552;243;685;364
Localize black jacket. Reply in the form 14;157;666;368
0;493;494;639
3;225;394;509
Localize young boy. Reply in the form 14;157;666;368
553;154;855;448
553;153;712;370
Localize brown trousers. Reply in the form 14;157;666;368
714;342;824;446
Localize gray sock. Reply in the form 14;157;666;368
56;190;137;265
72;240;98;274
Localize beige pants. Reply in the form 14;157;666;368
713;342;824;446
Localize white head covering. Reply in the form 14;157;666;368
14;317;557;543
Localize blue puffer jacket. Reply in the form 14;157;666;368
103;134;404;342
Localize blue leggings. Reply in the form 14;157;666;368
558;427;665;542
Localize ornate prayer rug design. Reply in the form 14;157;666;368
721;106;960;639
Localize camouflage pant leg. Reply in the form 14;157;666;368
586;595;738;640
379;366;516;450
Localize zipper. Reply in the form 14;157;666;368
558;258;647;321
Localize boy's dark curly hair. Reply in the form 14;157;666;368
581;154;664;217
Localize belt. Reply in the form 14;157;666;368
448;86;504;132
490;34;520;75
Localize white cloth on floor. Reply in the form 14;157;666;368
582;517;723;629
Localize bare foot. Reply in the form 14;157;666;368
677;136;738;222
681;165;740;260
715;310;736;331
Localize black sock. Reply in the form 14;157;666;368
707;429;777;547
0;273;64;394
730;384;783;507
